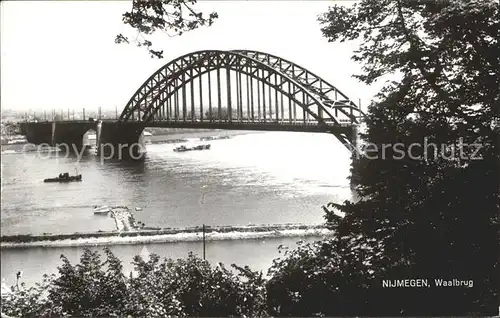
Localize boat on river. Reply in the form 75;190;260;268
173;145;189;152
193;144;211;150
44;172;82;183
173;144;211;152
93;205;111;214
200;135;230;141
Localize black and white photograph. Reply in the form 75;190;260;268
1;0;499;316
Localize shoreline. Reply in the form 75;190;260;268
1;129;263;153
0;223;332;248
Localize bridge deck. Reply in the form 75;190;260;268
21;119;355;133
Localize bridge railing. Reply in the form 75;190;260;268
21;117;355;128
21;107;121;123
147;118;354;127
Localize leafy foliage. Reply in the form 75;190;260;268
48;248;128;316
266;239;377;316
1;276;53;317
265;0;499;316
300;0;498;315
1;248;268;317
124;252;267;317
116;0;218;58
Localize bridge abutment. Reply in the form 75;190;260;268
96;122;146;160
19;122;28;135
21;121;97;151
24;122;53;145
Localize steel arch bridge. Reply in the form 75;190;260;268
119;50;365;149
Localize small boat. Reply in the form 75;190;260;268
94;206;110;214
94;205;111;214
44;172;82;183
174;144;211;152
193;144;211;150
200;136;215;141
135;206;143;211
200;136;230;141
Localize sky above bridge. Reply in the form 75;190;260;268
1;1;384;115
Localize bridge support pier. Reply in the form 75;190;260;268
21;121;97;151
19;122;28;135
53;122;97;152
96;122;146;160
23;122;53;145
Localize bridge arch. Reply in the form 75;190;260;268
233;50;365;121
120;50;366;149
121;50;364;122
144;64;333;124
19;50;368;160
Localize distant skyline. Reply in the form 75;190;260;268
1;1;383;114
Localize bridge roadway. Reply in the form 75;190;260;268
145;120;353;134
22;118;355;131
19;118;357;158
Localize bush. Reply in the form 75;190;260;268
1;248;268;317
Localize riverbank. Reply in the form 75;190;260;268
1;129;261;153
148;128;216;136
0;223;332;248
145;129;261;144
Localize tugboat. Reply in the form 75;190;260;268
44;169;82;183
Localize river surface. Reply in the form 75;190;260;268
1;130;353;287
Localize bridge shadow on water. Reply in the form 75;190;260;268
56;146;147;172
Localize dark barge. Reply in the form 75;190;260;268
44;172;82;183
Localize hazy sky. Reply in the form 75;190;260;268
1;1;382;114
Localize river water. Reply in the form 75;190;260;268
1;130;353;287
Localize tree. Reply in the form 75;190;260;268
46;248;128;316
115;0;218;58
266;239;376;316
268;0;499;316
125;252;267;317
3;122;20;135
1;275;53;317
1;248;269;317
322;0;499;314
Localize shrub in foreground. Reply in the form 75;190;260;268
1;248;268;317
